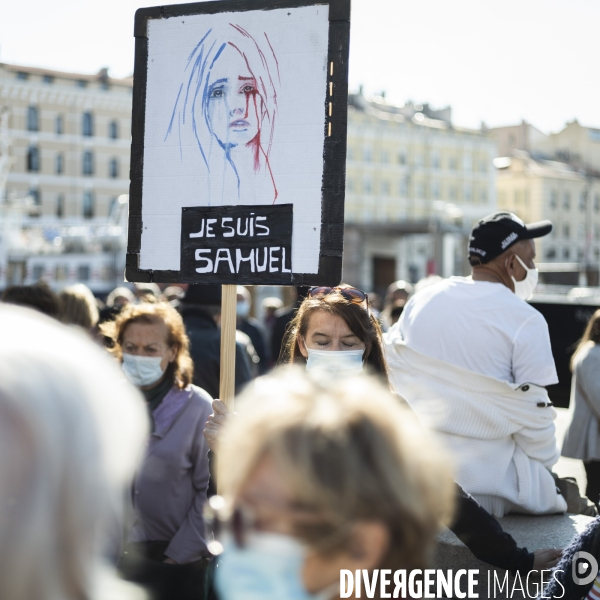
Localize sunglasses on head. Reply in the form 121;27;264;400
308;286;369;307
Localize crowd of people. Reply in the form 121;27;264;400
3;210;600;600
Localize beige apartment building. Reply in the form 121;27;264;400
489;120;548;159
0;62;132;219
496;151;600;280
490;118;600;283
0;62;133;291
490;119;600;176
536;120;600;175
343;93;497;293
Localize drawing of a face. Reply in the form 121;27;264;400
206;45;261;148
168;24;279;204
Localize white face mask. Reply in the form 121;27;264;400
510;255;539;300
236;300;251;318
122;353;166;387
305;347;364;375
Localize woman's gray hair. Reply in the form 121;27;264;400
0;305;149;600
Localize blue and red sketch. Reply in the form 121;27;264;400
166;23;280;206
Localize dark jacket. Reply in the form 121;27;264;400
270;302;300;364
238;317;269;374
542;516;600;599
181;306;253;399
453;485;534;574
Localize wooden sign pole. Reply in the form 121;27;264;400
219;284;237;412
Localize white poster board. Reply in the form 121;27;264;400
127;0;350;285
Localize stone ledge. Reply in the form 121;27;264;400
433;514;595;599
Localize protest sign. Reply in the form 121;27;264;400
126;0;350;286
126;0;350;406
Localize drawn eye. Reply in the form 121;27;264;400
210;88;224;98
241;85;255;94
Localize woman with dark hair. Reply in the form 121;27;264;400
563;309;600;507
205;284;561;577
101;302;213;600
284;285;389;379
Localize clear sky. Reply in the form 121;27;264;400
1;0;598;132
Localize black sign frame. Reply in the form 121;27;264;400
126;0;350;285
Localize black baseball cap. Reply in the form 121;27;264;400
468;212;552;266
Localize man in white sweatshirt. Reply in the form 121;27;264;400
386;211;567;517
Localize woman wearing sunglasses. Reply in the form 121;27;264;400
210;368;454;600
283;285;387;378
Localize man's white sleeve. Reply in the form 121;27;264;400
512;313;558;386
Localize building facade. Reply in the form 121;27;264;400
535;120;600;175
0;62;132;292
488;120;548;159
491;117;600;285
343;93;497;294
496;151;600;284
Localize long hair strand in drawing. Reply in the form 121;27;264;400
166;23;280;206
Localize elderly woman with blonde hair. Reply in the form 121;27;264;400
209;367;455;600
0;304;148;600
100;302;213;600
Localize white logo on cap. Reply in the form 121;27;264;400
470;247;486;256
501;232;518;250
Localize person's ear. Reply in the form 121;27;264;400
167;343;178;363
298;335;308;359
505;253;518;277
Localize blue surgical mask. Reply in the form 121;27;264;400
305;348;364;375
122;353;166;387
215;532;336;600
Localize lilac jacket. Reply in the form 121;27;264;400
128;384;213;564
